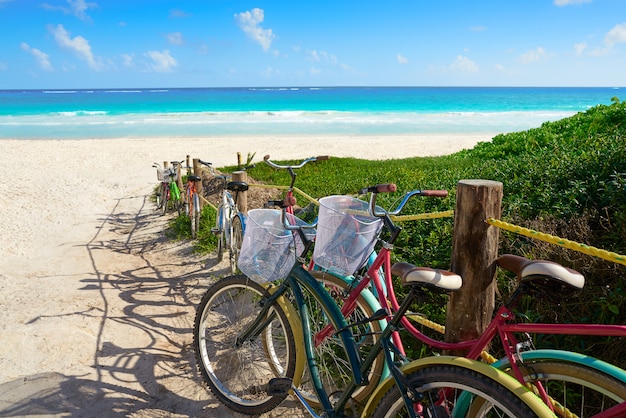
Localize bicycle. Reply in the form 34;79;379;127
180;161;203;238
309;186;626;417
199;159;250;274
193;187;555;417
152;161;183;216
262;154;329;218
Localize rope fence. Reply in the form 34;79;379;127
487;217;626;267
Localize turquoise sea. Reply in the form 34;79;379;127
0;87;621;139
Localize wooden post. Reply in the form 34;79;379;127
445;180;503;352
193;158;203;209
232;171;248;214
176;162;184;192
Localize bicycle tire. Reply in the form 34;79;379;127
372;364;548;418
502;358;626;417
297;270;386;412
193;275;297;415
215;206;225;263
190;192;200;238
229;214;243;274
155;182;165;209
161;184;170;216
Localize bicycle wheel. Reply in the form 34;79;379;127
502;358;626;417
194;275;297;415
372;363;548;418
190;192;200;238
228;214;243;274
297;270;386;412
155;182;165;210
161;184;170;216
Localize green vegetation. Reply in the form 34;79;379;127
170;98;626;367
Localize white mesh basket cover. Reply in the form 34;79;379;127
313;195;382;276
238;209;315;283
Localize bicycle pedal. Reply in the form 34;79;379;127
210;227;221;235
267;377;292;396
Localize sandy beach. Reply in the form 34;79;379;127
0;133;491;417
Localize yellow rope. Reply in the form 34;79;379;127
391;210;454;222
487;218;626;266
199;194;217;211
405;312;446;334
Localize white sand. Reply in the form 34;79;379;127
0;133;492;416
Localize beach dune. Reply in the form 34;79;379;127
0;133;490;416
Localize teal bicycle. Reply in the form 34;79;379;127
193;186;554;417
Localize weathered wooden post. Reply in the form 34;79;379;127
232;171;248;213
445;180;503;352
193;158;203;209
175;162;184;193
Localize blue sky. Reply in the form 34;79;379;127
2;0;626;89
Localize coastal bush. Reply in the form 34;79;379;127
177;99;626;367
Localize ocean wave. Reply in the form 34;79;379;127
0;109;581;139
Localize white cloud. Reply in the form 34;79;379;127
166;32;184;46
169;9;191;18
144;50;177;72
451;55;478;72
41;0;98;22
554;0;591;6
234;8;276;52
307;50;337;64
20;42;53;71
397;53;408;64
120;53;134;67
605;23;626;47
574;42;587;56
50;24;103;70
518;47;546;64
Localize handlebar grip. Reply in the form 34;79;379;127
316;155;330;161
263;154;271;161
420;190;448;197
358;183;397;194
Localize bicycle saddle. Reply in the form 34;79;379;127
226;181;249;193
391;262;462;291
496;254;584;290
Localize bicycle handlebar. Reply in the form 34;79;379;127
263;154;330;170
358;183;397;195
360;184;448;218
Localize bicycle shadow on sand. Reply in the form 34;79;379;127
0;192;301;417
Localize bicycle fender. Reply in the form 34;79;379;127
359;356;555;418
491;348;626;383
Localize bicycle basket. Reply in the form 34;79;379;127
202;175;225;196
238;209;315;284
158;168;177;183
313;195;383;276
